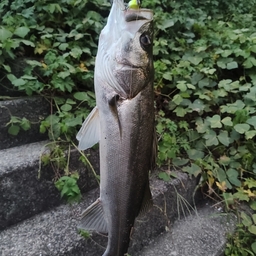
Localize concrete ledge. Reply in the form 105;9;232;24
0;172;199;255
0;97;50;149
0;141;99;230
139;202;237;256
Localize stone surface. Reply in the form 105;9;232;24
0;96;50;149
0;141;100;230
139;202;237;256
0;172;199;256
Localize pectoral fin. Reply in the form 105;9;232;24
76;106;100;150
78;198;108;234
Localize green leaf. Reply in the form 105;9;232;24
223;192;234;206
198;78;211;88
252;242;256;254
158;172;170;182
241;212;252;227
246;116;256;129
20;118;31;131
196;118;209;133
0;27;12;42
2;64;11;73
174;106;187;117
244;178;256;188
226;168;241;187
177;81;187;92
217;168;227;182
187;56;203;65
46;114;60;125
208;115;222;128
245;130;256;140
71;185;80;194
172;158;189;166
233;189;250;202
187;149;204;160
189;99;205;112
66;99;76;105
244;57;256;68
204;130;219;146
58;71;70;79
12;78;26;87
217;60;226;69
79;230;91;239
221;117;233;126
217;131;230;146
172;94;183;105
250;201;256;211
248;225;256;235
252;214;256;225
59;43;69;51
163;72;172;81
161;19;174;29
183;163;201;177
65;116;82;127
60;104;72;112
14;27;30;38
234;123;250;134
218;155;231;166
220;49;233;57
70;47;82;58
73;92;88;101
226;61;238;70
20;39;35;47
8;125;20;135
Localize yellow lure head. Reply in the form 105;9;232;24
128;0;140;9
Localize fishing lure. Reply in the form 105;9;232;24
128;0;141;9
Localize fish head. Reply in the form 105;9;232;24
95;0;154;99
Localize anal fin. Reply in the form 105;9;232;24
78;198;108;234
76;106;100;150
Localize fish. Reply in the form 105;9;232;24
76;0;155;255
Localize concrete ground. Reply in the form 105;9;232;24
138;202;237;256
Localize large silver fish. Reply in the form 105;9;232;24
76;0;155;255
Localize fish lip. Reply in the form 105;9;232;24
124;9;153;22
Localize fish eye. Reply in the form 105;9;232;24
140;34;151;50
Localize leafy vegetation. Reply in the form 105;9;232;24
0;0;109;201
142;0;256;253
1;0;256;253
55;173;81;203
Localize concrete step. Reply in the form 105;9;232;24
139;202;237;256
0;171;199;256
0;96;50;149
0;141;99;230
